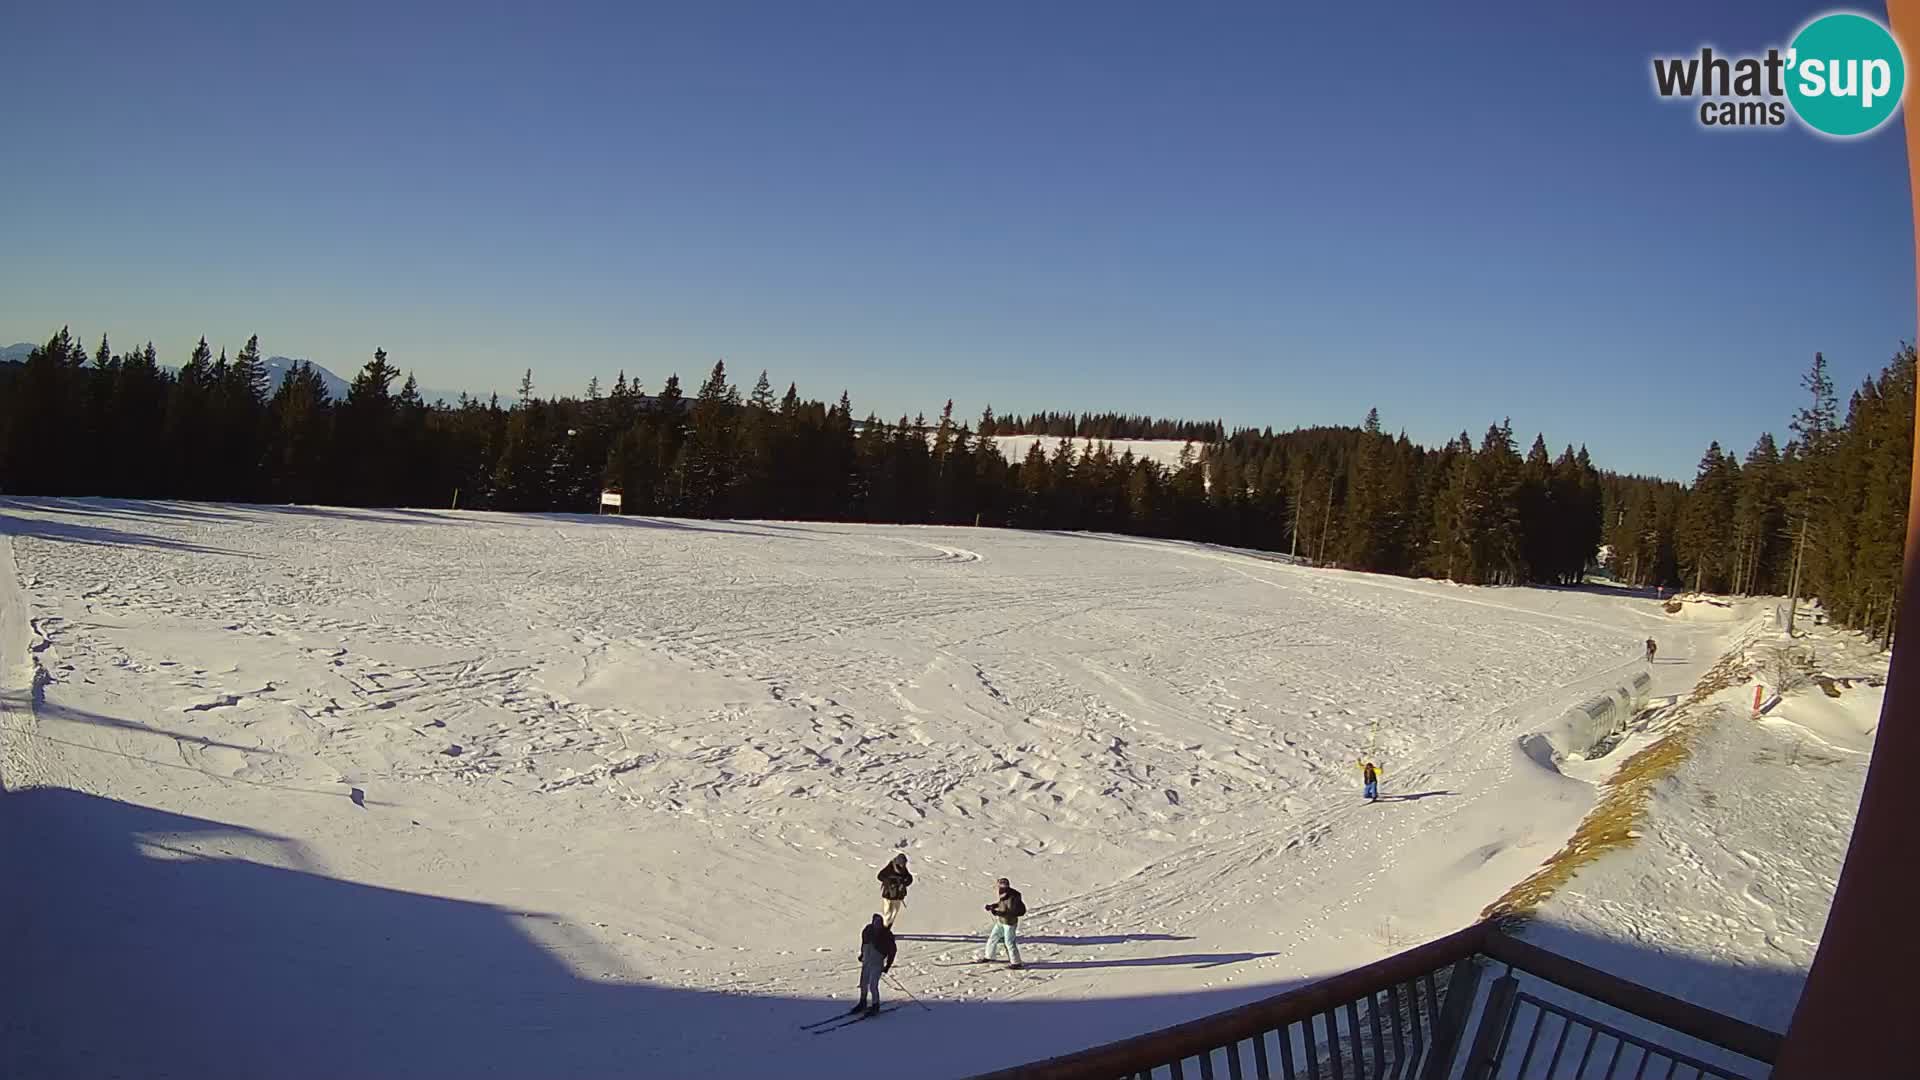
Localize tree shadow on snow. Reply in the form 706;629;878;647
0;786;1805;1079
1021;951;1279;971
0;498;253;525
0;691;282;759
0;508;259;558
897;932;1195;946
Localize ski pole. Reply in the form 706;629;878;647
886;971;933;1011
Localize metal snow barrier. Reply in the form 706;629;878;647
967;924;1779;1080
1522;673;1656;769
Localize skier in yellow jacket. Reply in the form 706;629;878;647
1358;759;1383;802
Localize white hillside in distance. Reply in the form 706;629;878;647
977;434;1198;470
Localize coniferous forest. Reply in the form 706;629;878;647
0;328;1911;639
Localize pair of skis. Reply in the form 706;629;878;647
801;1004;904;1034
932;958;1021;971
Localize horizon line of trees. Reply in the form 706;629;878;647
0;327;1910;641
977;410;1224;442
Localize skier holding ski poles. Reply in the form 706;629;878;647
855;913;896;1016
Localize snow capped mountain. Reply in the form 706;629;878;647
262;356;351;400
1;343;35;363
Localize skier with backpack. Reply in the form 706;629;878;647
877;853;912;929
981;877;1025;968
854;913;896;1016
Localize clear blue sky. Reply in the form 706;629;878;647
3;1;1912;478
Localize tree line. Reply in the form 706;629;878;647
1604;348;1914;641
978;410;1224;442
0;327;1911;640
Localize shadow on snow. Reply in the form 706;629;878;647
0;785;1808;1079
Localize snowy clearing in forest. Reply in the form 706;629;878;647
955;434;1200;471
0;499;1768;1077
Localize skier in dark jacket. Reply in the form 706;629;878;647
980;878;1025;968
856;913;896;1015
877;853;912;929
1646;637;1658;662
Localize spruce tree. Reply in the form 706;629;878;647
684;360;741;517
1341;408;1389;570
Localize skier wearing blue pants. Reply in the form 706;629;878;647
981;878;1026;968
1359;759;1382;802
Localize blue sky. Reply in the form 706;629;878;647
2;1;1912;478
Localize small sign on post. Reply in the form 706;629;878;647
599;490;623;514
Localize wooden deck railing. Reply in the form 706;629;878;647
967;922;1781;1080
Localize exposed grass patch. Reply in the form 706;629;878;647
1481;648;1750;922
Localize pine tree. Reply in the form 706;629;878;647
165;337;217;498
1341;408;1390;570
218;334;270;499
1429;434;1473;580
1784;352;1840;621
684;360;741;517
3;328;84;494
267;361;333;504
339;347;401;505
1730;433;1787;594
1517;434;1554;582
1677;443;1738;592
1460;422;1523;584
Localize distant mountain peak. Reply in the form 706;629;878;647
262;356;351;400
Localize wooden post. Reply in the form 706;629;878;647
1776;5;1920;1071
451;487;460;511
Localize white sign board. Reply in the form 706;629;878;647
600;491;623;510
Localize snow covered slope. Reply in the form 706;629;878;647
0;500;1757;1077
1518;620;1880;1043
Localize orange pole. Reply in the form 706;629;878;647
1775;3;1920;1073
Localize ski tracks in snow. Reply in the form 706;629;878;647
0;498;1741;1074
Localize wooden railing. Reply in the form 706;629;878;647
967;922;1781;1080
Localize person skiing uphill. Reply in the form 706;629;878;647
1358;759;1382;802
856;914;896;1016
877;853;912;929
1646;637;1658;662
981;878;1025;968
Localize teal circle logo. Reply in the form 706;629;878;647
1786;12;1906;137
